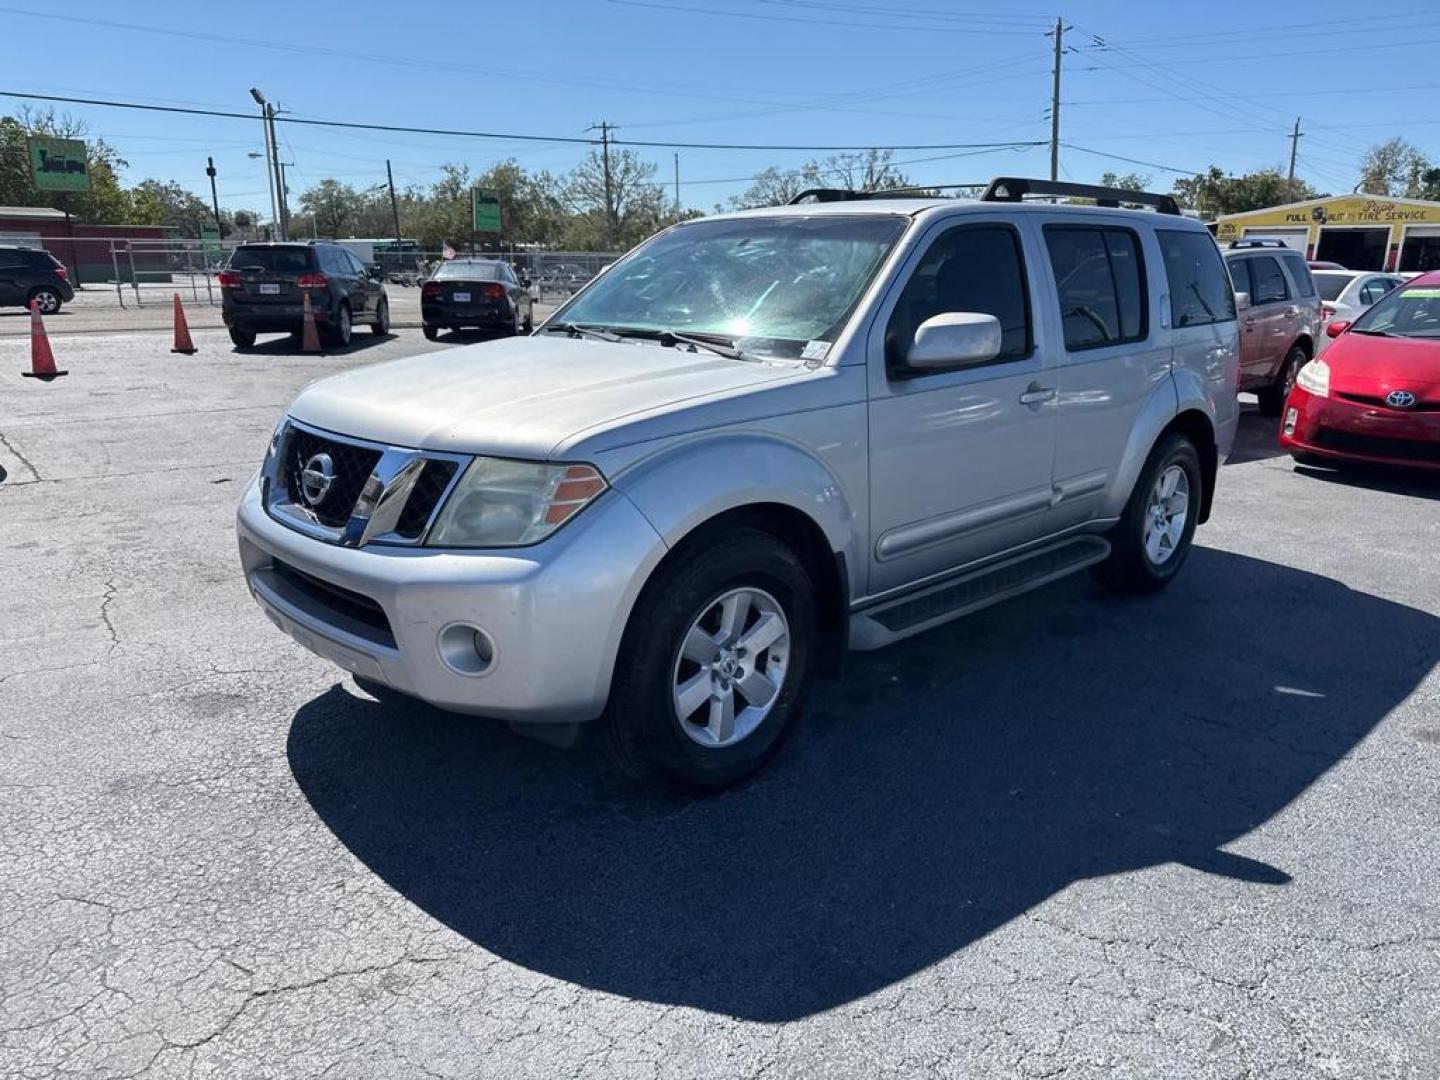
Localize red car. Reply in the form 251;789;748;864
1280;270;1440;470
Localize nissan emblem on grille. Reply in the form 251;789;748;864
299;453;336;506
1386;390;1417;409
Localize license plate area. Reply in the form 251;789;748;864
452;291;471;302
259;283;281;295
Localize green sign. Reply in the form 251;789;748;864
200;225;223;260
471;188;501;234
27;136;92;193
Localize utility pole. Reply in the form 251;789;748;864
250;88;278;240
587;121;617;248
1286;116;1303;191
266;106;288;241
674;152;680;214
386;159;402;246
1048;18;1066;184
205;156;222;236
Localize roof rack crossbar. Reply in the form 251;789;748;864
979;177;1181;216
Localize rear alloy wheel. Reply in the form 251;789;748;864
1093;433;1202;594
228;326;257;350
28;287;61;315
1257;345;1308;417
326;303;353;347
371;296;390;336
601;528;815;791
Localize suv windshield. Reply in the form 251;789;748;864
228;247;314;274
1350;284;1440;339
433;261;502;281
555;214;908;359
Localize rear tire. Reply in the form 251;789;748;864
228;326;256;350
27;287;62;315
422;322;439;341
1093;433;1202;594
1257;344;1308;417
600;528;816;791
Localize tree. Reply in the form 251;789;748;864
725;148;930;211
299;179;362;238
562;148;673;249
1099;171;1150;191
1357;137;1434;198
0;108;133;224
1172;166;1322;215
128;179;219;237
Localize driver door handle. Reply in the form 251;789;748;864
1019;383;1056;406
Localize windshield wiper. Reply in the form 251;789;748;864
1350;327;1392;336
656;329;758;362
543;321;624;342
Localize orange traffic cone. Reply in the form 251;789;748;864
300;292;322;353
22;301;68;380
170;293;197;355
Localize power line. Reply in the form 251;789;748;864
606;0;1052;34
1060;144;1203;176
0;89;1048;153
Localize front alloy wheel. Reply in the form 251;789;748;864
1142;464;1190;567
672;587;790;749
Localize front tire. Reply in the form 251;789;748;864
1093;433;1202;594
371;296;390;336
1257;344;1307;417
601;528;816;791
326;303;353;347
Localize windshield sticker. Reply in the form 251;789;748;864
1404;287;1440;297
801;340;832;361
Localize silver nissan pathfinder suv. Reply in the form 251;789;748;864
238;177;1239;789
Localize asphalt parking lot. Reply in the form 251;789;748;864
2;327;1439;1079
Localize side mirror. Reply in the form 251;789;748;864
1234;291;1250;310
1325;320;1351;339
366;263;382;277
906;313;1003;372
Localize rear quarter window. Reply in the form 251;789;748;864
1281;253;1316;298
1159;231;1236;328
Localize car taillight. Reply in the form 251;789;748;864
218;271;241;288
296;272;327;288
422;281;442;299
52;265;68;281
482;283;505;300
1321;303;1335;319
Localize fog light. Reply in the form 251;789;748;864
438;622;496;676
1283;407;1298;436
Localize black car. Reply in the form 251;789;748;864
220;242;389;350
421;259;534;340
0;245;75;314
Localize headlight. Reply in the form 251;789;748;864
1296;358;1330;398
427;458;608;547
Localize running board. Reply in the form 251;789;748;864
849;535;1111;651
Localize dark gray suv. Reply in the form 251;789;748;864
220;242;390;350
0;245;74;314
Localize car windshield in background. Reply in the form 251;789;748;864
434;261;503;281
556;214;909;359
228;247;313;274
1351;285;1440;339
1313;272;1352;301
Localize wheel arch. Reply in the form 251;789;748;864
1160;409;1218;524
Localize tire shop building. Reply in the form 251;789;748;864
1213;194;1440;273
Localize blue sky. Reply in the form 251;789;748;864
4;0;1438;216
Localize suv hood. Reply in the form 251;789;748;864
286;335;812;458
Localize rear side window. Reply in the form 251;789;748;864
1281;253;1316;297
229;247;313;274
0;249;25;269
1360;278;1397;305
1043;226;1146;350
1226;257;1252;297
1159;231;1236;327
886;223;1032;369
1249;257;1290;304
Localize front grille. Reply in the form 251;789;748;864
284;428;383;527
1337;392;1440;413
393;460;459;539
1315;428;1440;463
271;559;395;646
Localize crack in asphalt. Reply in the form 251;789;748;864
0;429;41;483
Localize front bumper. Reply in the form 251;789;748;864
236;473;668;723
1279;385;1440;470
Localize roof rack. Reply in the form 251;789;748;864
785;182;987;205
980;177;1181;215
1227;238;1289;249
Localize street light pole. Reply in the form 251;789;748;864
249;88;278;240
266;106;289;241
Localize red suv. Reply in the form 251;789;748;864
1223;240;1324;416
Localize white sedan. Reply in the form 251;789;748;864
1312;270;1406;352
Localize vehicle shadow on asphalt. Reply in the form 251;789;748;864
1293;462;1440;502
286;547;1439;1021
239;333;395;358
1225;406;1288;466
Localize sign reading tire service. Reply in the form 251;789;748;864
27;137;92;193
471;188;501;234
